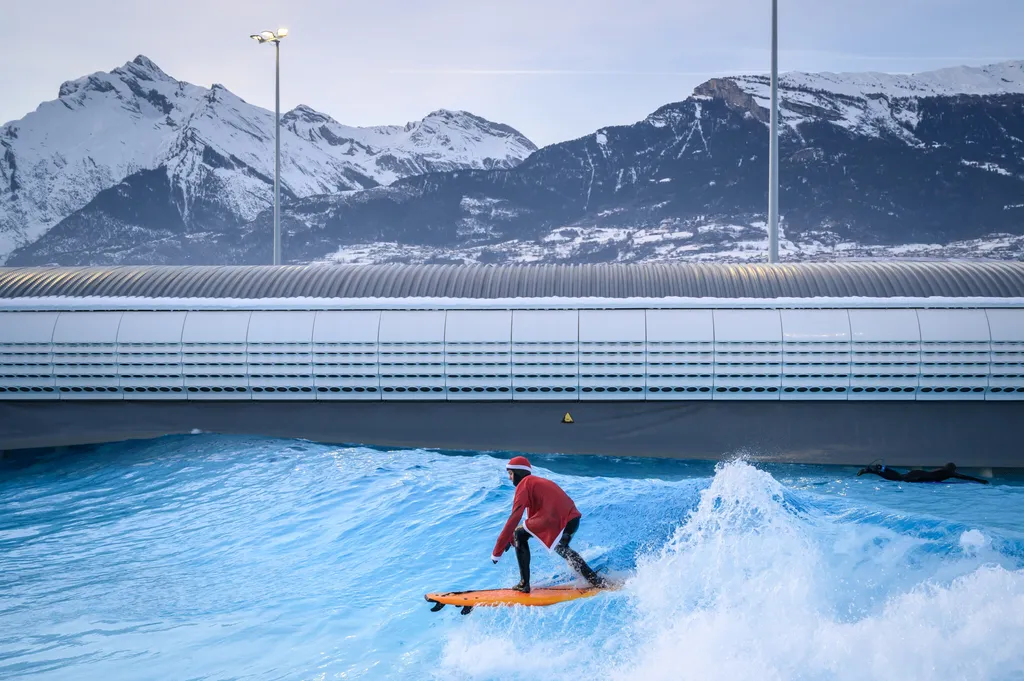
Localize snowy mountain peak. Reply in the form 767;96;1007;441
0;56;536;263
404;109;539;160
695;60;1024;140
115;55;174;83
726;59;1024;102
424;108;463;118
284;104;328;122
55;55;188;106
421;108;531;137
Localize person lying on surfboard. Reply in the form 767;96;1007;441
491;456;607;593
856;462;989;484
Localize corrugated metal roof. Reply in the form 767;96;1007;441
2;262;1024;299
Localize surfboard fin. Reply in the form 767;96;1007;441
460;606;474;615
429;601;445;612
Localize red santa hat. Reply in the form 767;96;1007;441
506;456;532;472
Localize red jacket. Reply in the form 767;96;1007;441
492;476;582;561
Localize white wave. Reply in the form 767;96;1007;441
438;460;1024;681
617;461;1024;681
440;622;586;680
618;564;1024;681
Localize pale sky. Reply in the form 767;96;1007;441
3;0;1022;146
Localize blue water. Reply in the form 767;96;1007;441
2;436;1024;681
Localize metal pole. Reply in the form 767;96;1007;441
767;0;780;263
274;39;281;266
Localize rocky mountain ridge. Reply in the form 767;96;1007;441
8;60;1024;266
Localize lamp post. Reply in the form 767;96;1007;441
249;27;288;266
767;0;779;264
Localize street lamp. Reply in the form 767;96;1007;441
767;0;779;264
250;27;289;265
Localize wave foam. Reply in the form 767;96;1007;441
440;460;1024;681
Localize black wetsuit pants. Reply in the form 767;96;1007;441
514;517;604;587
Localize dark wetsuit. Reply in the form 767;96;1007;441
514;516;605;590
857;463;989;484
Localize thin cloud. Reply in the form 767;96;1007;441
779;49;1019;63
384;55;1020;78
385;69;764;76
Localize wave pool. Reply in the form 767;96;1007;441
2;435;1023;680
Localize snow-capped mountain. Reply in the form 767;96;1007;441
9;60;1024;266
0;55;536;263
701;60;1024;142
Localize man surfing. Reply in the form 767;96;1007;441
492;456;606;593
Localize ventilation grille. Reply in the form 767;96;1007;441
849;341;920;399
645;341;713;399
248;341;314;398
713;341;782;398
379;341;446;399
314;341;380;399
0;341;55;398
782;341;851;399
182;341;249;397
52;342;121;398
445;341;512;399
512;341;578;399
118;341;184;398
918;340;990;400
989;340;1024;399
5;308;1024;403
579;341;645;399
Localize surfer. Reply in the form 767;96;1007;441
491;456;606;593
857;462;989;484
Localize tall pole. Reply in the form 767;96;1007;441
274;40;281;266
767;0;780;263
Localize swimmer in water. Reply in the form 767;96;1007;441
857;462;989;484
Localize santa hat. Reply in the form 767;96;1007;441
506;456;532;472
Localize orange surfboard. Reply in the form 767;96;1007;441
425;584;613;614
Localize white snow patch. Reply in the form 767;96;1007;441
961;160;1014;176
735;60;1024;102
725;60;1024;142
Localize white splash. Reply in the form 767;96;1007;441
959;529;990;553
438;460;1024;681
613;462;1024;681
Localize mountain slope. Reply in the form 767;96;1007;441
229;60;1022;265
0;56;536;263
10;61;1024;266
